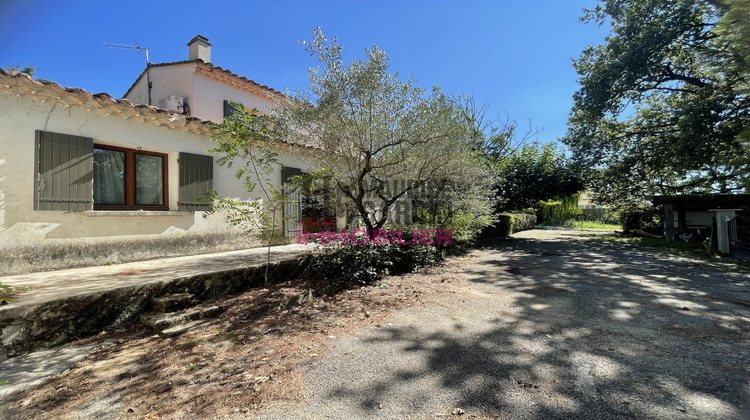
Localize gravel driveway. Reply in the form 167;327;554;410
255;229;750;419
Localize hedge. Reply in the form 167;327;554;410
494;213;537;238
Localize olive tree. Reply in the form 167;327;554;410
273;28;491;237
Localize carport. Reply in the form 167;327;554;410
652;194;750;254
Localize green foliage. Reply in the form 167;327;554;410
411;165;498;244
511;213;537;232
495;142;584;212
566;0;750;209
619;207;662;232
494;214;514;238
539;194;582;224
713;0;750;74
306;242;439;285
492;213;536;237
275;28;491;235
0;283;33;304
205;104;307;285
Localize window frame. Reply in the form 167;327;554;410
93;144;169;211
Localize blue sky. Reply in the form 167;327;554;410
0;0;608;144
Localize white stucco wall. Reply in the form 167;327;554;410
0;88;314;246
669;211;715;228
124;64;277;124
123;63;195;110
191;74;276;123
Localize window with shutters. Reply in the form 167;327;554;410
93;144;168;210
223;100;244;119
282;166;303;237
34;130;94;211
178;152;213;211
35;130;214;214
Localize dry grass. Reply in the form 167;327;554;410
1;262;465;419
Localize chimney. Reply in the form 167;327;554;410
187;35;212;62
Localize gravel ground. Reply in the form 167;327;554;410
254;229;750;419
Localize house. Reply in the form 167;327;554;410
124;35;343;235
123;35;282;124
652;194;750;256
0;36;332;275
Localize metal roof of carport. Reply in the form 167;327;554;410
651;194;750;210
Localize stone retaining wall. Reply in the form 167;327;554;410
0;258;307;361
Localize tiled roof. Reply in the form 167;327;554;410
122;59;286;101
195;61;286;101
0;68;321;154
122;59;197;98
0;68;213;136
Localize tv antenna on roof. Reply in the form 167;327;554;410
104;43;153;105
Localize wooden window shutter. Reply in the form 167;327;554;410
34;130;94;211
282;166;303;237
281;166;302;184
178;152;214;211
223;100;243;119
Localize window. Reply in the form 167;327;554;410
178;152;214;211
223;100;244;119
35;130;213;213
34;130;94;211
93;145;168;210
301;174;335;218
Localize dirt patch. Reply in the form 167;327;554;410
0;264;461;419
4;229;750;419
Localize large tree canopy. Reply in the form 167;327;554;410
565;0;750;209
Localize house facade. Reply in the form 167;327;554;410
123;35;281;124
0;37;325;274
123;35;345;235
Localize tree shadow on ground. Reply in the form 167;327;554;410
323;234;750;419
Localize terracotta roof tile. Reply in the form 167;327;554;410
122;59;286;101
0;67;320;154
0;68;213;136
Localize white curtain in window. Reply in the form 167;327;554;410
93;149;125;205
136;154;163;205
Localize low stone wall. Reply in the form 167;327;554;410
0;258;307;361
0;233;265;276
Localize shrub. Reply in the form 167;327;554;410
306;242;391;284
539;194;581;224
490;213;536;238
495;214;514;237
306;241;440;285
620;208;661;233
388;243;439;273
412;209;496;245
512;213;536;233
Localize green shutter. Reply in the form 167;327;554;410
282;166;303;237
223;100;243;119
34;130;94;211
178;152;213;211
